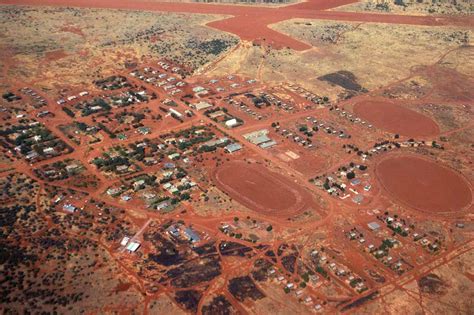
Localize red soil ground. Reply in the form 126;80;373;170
288;152;327;175
353;100;440;137
214;160;315;216
2;0;473;51
59;25;85;37
376;155;472;213
44;49;68;62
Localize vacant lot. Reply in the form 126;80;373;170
209;20;471;99
334;0;473;16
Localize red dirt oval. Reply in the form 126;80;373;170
376;155;472;213
214;161;315;216
353;100;439;137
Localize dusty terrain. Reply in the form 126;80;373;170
336;0;473;16
0;0;472;314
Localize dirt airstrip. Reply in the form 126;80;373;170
353;100;440;137
376;154;472;214
2;0;473;51
214;160;317;217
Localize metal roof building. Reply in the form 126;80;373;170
367;221;381;231
225;143;242;153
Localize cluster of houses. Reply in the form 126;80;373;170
268;264;325;312
162;126;241;155
335;108;373;129
204;107;243;129
347;225;410;274
272;124;314;149
5;121;71;163
287;84;328;105
224;96;266;121
344;212;445;277
94;75;131;91
204;75;256;95
106;157;196;209
312;163;370;203
91;149;140;176
205;78;225;93
157;61;181;73
305;116;350;139
19;87;47;107
108;89;149;107
162;175;197;195
257;91;295;112
167;223;202;245
310;249;368;294
56;91;89;105
130;66;186;97
59;87;149;118
34;160;82;181
355;139;429;162
376;212;441;253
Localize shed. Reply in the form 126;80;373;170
126;241;140;252
225;143;242;153
184;227;200;243
120;237;130;246
63;204;76;213
225;118;239;128
193;101;213;111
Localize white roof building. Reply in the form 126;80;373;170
120;237;130;246
225;118;239;128
193;101;213;111
126;241;140;252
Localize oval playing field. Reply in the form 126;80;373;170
354;100;439;137
214;161;317;216
376;155;472;213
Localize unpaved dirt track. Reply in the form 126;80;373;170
1;0;473;50
213;160;319;216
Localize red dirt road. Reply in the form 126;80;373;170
2;0;473;50
214;160;317;216
353;100;440;137
376;155;472;213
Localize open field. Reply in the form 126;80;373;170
0;5;238;91
335;0;473;16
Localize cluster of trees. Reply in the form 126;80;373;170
196;38;235;56
115;111;145;124
62;107;75;118
92;156;130;171
2;91;22;102
80;98;111;117
94;75;130;90
177;135;214;151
